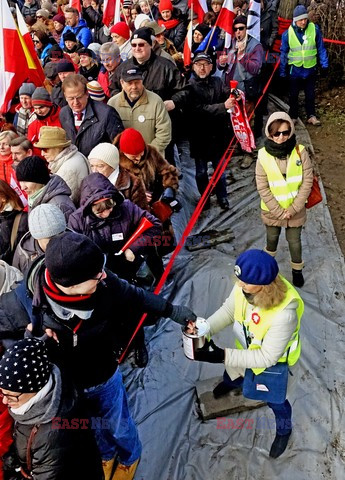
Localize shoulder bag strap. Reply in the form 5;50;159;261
10;212;22;252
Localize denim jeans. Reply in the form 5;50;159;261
266;225;302;264
222;371;292;435
84;369;142;464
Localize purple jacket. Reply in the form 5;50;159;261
68;173;161;256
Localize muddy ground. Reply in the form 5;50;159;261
307;85;345;256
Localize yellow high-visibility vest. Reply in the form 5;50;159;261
258;146;304;211
233;276;303;375
288;23;317;68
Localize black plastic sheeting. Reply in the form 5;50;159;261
120;119;345;479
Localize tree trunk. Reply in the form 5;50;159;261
278;0;299;19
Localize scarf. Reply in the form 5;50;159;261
158;18;180;30
43;268;97;311
28;186;45;208
264;134;297;159
235;33;248;59
229;90;255;153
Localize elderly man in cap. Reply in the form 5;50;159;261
108;66;171;156
167;52;233;209
0;231;196;480
0;338;103;479
280;4;328;126
59;74;124;157
109;27;184;100
27;88;61;144
14;83;36;136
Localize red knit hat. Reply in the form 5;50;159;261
119;128;146;155
110;22;131;40
159;0;173;12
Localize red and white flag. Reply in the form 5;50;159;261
16;5;45;87
229;90;256;153
69;0;82;13
217;0;235;36
103;0;121;27
183;21;193;66
0;1;33;112
188;0;208;25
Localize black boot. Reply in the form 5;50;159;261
292;269;304;288
269;431;291;458
213;381;233;399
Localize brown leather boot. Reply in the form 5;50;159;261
112;458;140;480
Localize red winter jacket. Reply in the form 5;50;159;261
27;105;61;144
0;402;13;480
0;154;14;184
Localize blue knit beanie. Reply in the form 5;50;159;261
293;5;308;22
234;249;279;285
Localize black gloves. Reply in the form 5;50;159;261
170;305;197;325
194;339;225;364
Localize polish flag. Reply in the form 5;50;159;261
188;0;208;25
0;1;32;112
217;0;235;36
103;0;121;27
183;21;193;66
16;5;45;86
69;0;82;13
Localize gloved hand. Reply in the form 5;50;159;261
194;339;225;363
170;305;197;325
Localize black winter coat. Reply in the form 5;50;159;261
260;0;279;51
68;173;162;258
0;258;173;389
59;99;124;157
0;209;28;266
51;83;67;109
172;74;233;158
109;51;185;100
11;366;103;480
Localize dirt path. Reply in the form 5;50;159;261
307;85;345;256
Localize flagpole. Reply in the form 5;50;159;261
147;1;155;21
204;25;217;52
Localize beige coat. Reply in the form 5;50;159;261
48;144;91;204
108;88;172;156
255;112;313;228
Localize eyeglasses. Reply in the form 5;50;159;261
131;42;146;48
36;15;43;19
234;26;246;32
273;130;290;138
33;40;41;44
0;391;23;402
194;62;211;68
65;94;87;102
91;198;116;215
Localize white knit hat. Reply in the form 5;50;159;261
29;204;66;240
88;143;120;169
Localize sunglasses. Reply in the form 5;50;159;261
234;26;246;32
36;15;43;18
131;42;146;48
33;40;41;44
91;198;116;215
273;130;290;138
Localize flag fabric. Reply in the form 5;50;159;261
103;0;121;27
196;26;220;53
69;0;82;13
217;0;235;36
247;0;261;41
229;90;255;153
188;0;208;25
0;1;31;112
16;5;45;87
183;21;193;66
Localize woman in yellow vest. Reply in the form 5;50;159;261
194;249;304;459
255;112;313;287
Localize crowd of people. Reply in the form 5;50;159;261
0;0;329;478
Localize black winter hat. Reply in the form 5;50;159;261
16;156;50;185
131;27;153;46
0;338;51;393
56;60;75;73
45;232;105;287
63;30;77;43
233;15;247;27
194;23;210;39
